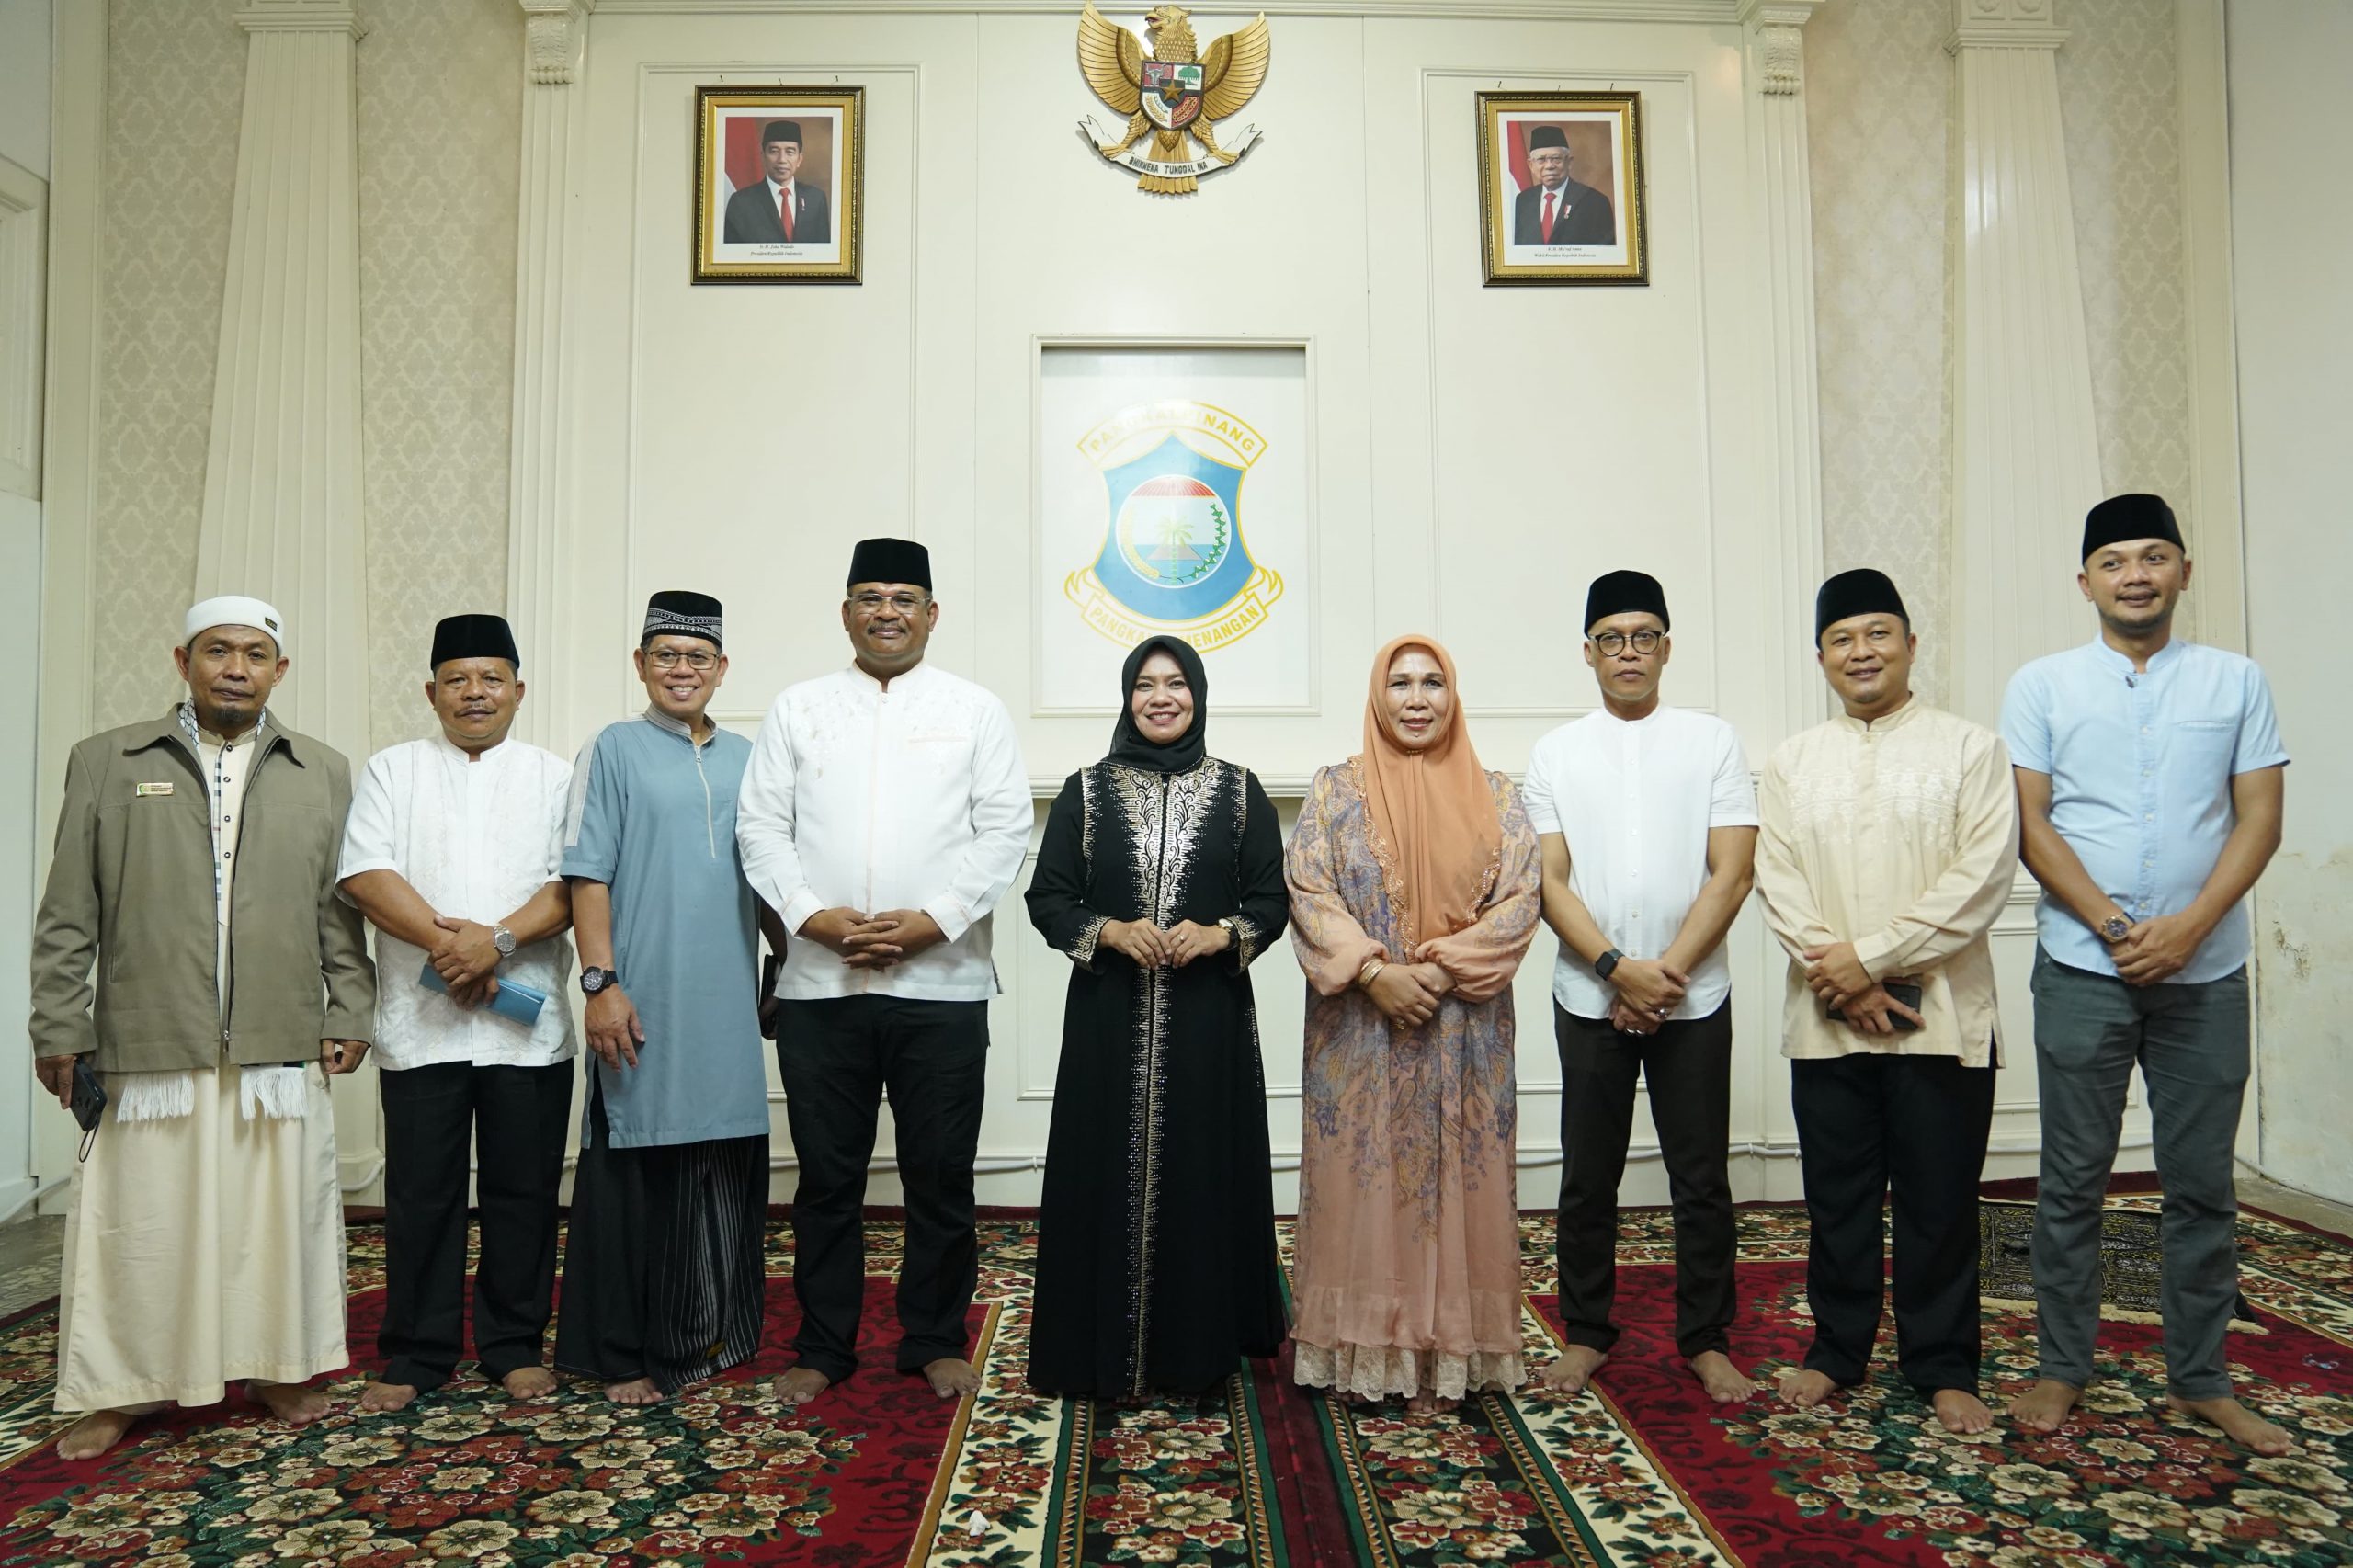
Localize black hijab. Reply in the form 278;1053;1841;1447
1106;635;1208;774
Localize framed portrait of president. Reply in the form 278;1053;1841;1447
693;85;864;283
1476;91;1648;286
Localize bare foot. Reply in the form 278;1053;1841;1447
772;1365;832;1406
605;1376;664;1406
56;1410;140;1461
501;1366;558;1401
358;1381;419;1415
1778;1369;1840;1408
247;1381;330;1426
925;1357;981;1399
2006;1377;2082;1434
1932;1389;1995;1435
1404;1391;1459;1417
1537;1345;1608;1396
1688;1351;1757;1404
2169;1393;2293;1455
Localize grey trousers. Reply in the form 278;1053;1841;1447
2028;949;2250;1399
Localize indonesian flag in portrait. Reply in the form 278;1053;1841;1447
1504;120;1577;196
720;117;766;199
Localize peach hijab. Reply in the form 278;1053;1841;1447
1358;635;1501;948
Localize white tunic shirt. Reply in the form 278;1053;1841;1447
338;734;577;1070
1521;705;1758;1022
737;662;1030;1003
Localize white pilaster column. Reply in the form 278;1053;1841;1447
507;0;594;748
1740;0;1828;733
1947;0;2104;725
194;1;372;767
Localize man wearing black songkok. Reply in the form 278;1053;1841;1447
2000;495;2291;1454
1525;571;1762;1405
340;614;580;1410
1755;571;2018;1435
736;540;1030;1406
1513;123;1615;246
722;118;833;244
555;592;788;1404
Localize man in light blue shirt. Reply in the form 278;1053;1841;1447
1999;494;2290;1455
554;591;782;1405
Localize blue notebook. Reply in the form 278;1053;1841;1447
418;961;548;1027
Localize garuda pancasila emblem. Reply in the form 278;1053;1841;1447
1077;3;1270;195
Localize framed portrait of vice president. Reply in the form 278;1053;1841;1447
1476;91;1648;286
693;86;864;283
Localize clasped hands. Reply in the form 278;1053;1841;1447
1605;956;1690;1037
1800;941;1924;1036
426;915;505;1010
1359;934;1486;1030
1099;918;1232;970
2109;911;2201;987
802;906;949;971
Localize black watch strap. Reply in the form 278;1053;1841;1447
1593;948;1623;982
580;966;619;994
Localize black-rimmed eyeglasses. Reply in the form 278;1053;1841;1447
1588;630;1665;656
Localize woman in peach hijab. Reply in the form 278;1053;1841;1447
1285;636;1542;1414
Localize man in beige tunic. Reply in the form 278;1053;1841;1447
1756;569;2018;1437
29;597;375;1460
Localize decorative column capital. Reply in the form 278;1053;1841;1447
232;1;364;40
1947;0;2067;54
1738;0;1825;98
522;0;596;87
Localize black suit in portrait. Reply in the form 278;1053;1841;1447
722;178;832;245
1513;176;1615;246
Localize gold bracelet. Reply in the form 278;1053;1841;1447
1358;958;1386;989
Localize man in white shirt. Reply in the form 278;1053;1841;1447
339;614;578;1412
1524;572;1759;1405
738;539;1029;1408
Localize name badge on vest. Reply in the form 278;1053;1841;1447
136;782;175;797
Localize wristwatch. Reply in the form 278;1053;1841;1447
580;966;619;995
492;924;517;959
2099;913;2133;943
1215;916;1240;945
1593;948;1624;982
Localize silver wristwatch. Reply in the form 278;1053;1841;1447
492;924;517;959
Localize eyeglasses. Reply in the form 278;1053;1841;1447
645;649;718;671
1588;630;1664;656
849;592;929;616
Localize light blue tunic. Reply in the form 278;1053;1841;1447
563;710;770;1147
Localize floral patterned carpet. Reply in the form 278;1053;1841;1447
0;1198;2342;1565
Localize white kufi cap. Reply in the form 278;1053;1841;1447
184;595;287;653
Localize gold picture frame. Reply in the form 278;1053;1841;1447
1476;90;1648;287
692;85;864;284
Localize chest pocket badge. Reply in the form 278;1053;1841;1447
135;782;176;797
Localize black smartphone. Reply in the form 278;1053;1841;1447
1827;980;1924;1032
70;1057;107;1160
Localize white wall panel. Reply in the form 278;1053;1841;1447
553;6;1822;1208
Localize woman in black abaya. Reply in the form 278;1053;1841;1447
1024;635;1290;1400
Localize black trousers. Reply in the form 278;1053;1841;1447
774;995;988;1383
1553;1000;1737;1358
1790;1051;1995;1396
378;1060;574;1392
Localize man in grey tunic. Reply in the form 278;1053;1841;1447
554;591;783;1403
